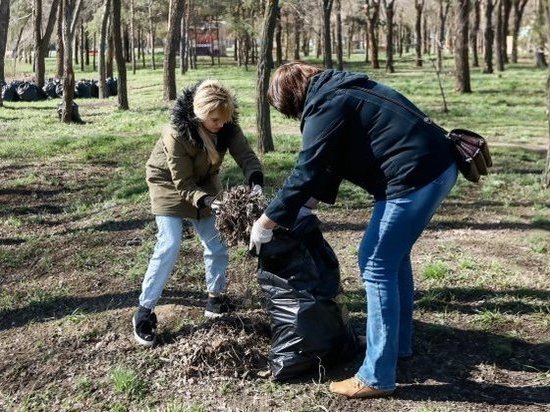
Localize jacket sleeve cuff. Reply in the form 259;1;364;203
264;197;300;229
248;171;264;187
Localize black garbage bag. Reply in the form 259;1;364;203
258;213;358;381
106;77;117;96
90;80;99;98
75;80;92;98
43;78;60;98
55;81;64;98
17;82;47;101
2;80;23;102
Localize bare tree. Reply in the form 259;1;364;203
113;0;129;109
163;0;185;101
366;0;380;69
98;0;111;98
0;0;10;108
34;0;61;87
148;0;157;70
130;0;136;74
383;0;395;73
454;0;471;93
56;0;63;77
483;0;495;73
543;0;549;187
436;0;451;72
511;0;529;63
60;0;83;123
322;0;334;68
293;6;301;61
496;0;505;71
471;0;481;67
335;0;343;70
414;0;425;67
256;0;279;154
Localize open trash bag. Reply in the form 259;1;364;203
257;213;358;381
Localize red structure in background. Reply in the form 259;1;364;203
189;21;227;57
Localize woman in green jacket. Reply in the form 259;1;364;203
133;80;263;347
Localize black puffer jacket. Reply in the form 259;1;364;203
265;70;455;228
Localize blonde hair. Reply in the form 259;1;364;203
193;80;236;165
193;79;237;123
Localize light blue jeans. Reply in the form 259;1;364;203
139;215;229;310
356;163;458;391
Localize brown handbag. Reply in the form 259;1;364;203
447;128;493;183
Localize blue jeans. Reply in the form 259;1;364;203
139;215;229;310
356;163;458;391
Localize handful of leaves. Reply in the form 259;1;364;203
215;185;267;246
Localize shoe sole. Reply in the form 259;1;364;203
204;310;225;319
132;317;156;347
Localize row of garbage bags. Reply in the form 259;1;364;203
1;78;118;102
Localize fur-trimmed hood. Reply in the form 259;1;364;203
171;81;239;149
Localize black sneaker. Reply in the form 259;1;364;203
204;296;230;318
132;306;157;347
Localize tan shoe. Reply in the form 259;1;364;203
328;377;394;398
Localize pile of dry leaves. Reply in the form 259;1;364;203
215;185;267;247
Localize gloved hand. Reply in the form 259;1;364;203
251;184;262;195
203;196;223;215
249;219;273;255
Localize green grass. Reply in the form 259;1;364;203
110;366;149;399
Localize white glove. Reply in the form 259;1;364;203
249;219;273;255
251;184;263;195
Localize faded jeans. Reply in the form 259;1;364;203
139;215;229;310
356;163;458;391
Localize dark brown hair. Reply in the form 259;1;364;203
267;62;323;119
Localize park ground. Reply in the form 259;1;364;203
0;54;549;411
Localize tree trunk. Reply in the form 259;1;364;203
415;0;424;67
34;0;60;87
106;18;114;77
471;0;481;67
85;30;90;66
293;8;301;61
496;0;505;71
437;0;451;73
483;0;495;73
322;0;334;68
511;0;528;64
544;0;550;187
455;0;472;93
61;0;83;123
80;21;84;72
275;6;282;66
163;0;185;101
93;32;96;71
130;0;136;74
56;0;64;77
0;0;9;107
366;0;380;68
384;0;395;73
98;0;110;98
149;2;156;70
256;0;279;154
180;12;190;74
347;20;355;59
112;0;129;109
335;0;343;70
502;0;512;63
74;31;78;65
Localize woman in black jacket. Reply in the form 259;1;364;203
249;62;458;398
